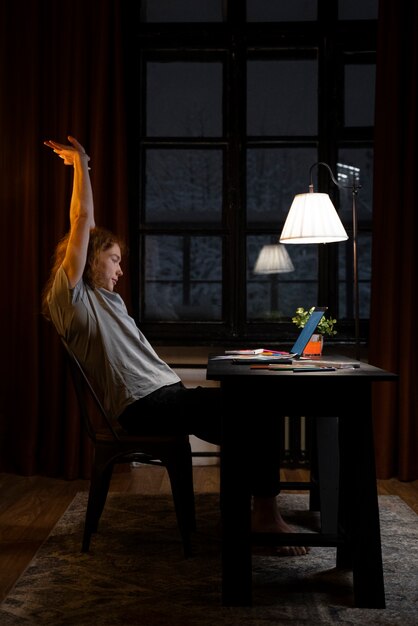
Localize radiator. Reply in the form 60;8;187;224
191;416;311;467
281;415;312;466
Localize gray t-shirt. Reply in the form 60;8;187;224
48;266;180;419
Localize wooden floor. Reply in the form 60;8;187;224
0;467;417;603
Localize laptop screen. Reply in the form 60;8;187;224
290;307;327;356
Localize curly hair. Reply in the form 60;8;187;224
41;227;126;320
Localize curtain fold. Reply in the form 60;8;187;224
0;1;416;480
369;0;418;480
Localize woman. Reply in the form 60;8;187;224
42;135;308;555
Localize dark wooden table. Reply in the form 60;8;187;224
206;355;397;608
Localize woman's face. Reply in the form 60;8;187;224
95;244;123;291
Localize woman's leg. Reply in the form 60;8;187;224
118;383;222;444
119;384;308;555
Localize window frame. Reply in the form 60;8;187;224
124;8;377;347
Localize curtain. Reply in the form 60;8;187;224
369;0;418;480
0;1;416;481
0;0;129;478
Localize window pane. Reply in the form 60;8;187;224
145;149;222;223
339;0;378;20
144;235;222;320
344;64;376;127
247;235;318;320
247;148;318;224
247;60;318;136
141;0;223;22
247;0;317;22
147;62;222;137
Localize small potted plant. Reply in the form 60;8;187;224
292;307;337;355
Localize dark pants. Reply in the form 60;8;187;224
119;382;282;498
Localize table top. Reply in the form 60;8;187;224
206;354;397;381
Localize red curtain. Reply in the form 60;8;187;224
369;0;418;480
0;0;129;478
0;1;417;480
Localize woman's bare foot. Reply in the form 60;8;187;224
252;496;310;556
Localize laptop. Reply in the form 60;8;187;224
288;306;327;358
232;306;327;363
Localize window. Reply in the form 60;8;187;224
125;1;377;346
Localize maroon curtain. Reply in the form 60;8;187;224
370;0;418;480
0;1;417;481
0;0;129;478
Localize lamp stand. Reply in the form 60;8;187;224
351;182;360;361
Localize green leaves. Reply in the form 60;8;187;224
292;307;337;337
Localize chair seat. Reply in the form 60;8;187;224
94;428;189;447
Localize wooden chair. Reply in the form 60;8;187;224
60;337;196;557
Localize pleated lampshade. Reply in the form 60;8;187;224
254;244;295;274
280;192;348;244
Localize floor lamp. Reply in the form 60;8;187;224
279;161;361;361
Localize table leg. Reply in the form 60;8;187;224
315;416;339;534
339;385;385;608
220;383;252;606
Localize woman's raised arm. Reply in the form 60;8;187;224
44;135;95;287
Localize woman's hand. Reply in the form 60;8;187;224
44;135;90;167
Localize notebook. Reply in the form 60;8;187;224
232;306;327;363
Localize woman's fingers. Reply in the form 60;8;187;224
67;135;86;153
44;137;90;161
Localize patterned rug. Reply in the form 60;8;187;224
1;493;417;625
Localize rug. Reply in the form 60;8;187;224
0;493;417;625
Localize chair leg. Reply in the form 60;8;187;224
82;447;115;552
163;440;196;558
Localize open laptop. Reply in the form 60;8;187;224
288;306;327;358
232;306;327;363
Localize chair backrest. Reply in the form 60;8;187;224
60;337;123;442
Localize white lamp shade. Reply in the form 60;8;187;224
280;192;349;244
254;244;295;274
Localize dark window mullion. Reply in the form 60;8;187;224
183;235;191;306
318;20;340;316
221;38;238;336
227;35;247;338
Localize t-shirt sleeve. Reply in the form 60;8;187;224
47;265;85;337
